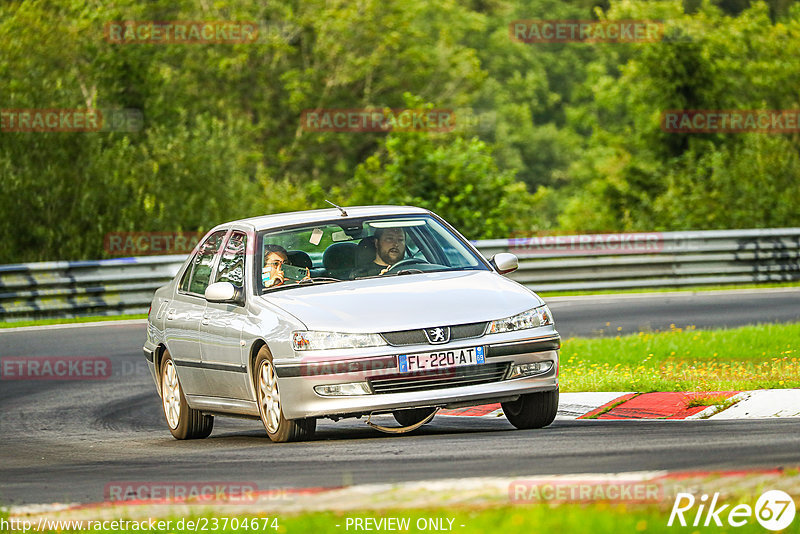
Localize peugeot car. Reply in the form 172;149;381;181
144;206;560;442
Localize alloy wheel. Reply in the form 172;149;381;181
161;360;181;429
259;360;281;433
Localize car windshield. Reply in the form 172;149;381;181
256;214;489;293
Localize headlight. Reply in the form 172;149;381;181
292;331;387;351
507;361;554;379
487;305;553;334
314;382;372;396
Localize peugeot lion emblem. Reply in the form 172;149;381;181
424;326;450;344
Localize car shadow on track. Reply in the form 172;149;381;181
194;415;532;443
191;416;770;445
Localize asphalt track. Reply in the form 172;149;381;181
1;289;799;506
546;287;800;337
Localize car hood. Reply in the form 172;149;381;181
259;270;544;332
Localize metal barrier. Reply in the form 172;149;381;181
1;228;799;322
0;255;186;322
482;228;800;292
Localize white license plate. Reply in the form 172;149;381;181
398;346;485;373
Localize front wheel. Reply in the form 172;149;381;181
502;388;559;429
255;347;316;442
393;407;436;427
160;352;214;439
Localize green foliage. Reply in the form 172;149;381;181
349;128;542;239
561;322;800;392
559;0;800;232
2;0;800;262
0;114;262;262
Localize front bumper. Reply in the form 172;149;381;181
274;333;560;419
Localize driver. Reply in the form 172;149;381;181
354;227;406;277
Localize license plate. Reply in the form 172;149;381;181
398;346;485;373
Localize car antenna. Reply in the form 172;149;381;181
325;200;348;217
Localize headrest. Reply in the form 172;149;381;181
286;250;312;269
322;242;357;271
356;236;377;266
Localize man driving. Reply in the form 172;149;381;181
355;227;406;277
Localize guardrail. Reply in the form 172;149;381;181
0;255;186;322
1;228;798;322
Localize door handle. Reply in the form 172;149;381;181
166;309;177;320
201;313;210;326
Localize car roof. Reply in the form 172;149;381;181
216;205;432;232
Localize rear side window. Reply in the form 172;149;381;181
180;230;227;295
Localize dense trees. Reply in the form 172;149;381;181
1;0;799;262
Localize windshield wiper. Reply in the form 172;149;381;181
262;277;342;294
298;277;341;284
394;269;424;276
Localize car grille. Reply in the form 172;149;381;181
381;322;488;346
368;362;509;394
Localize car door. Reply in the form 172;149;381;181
164;229;227;395
199;230;252;400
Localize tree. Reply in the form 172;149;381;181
348;128;544;240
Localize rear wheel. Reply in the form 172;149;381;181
393;407;436;427
502;388;559;429
254;346;316;442
160;351;213;439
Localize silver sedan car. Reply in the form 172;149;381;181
144;206;560;442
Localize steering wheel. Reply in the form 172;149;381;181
386;258;429;273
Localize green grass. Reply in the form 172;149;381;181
581;393;640;419
684;393;734;408
18;504;777;533
560;322;800;392
0;313;147;329
274;505;769;534
538;280;800;298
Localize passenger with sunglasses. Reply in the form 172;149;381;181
262;244;289;288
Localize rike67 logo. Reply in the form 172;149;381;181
668;490;796;531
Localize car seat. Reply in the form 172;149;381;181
355;236;377;268
322;242;357;279
286;250;312;269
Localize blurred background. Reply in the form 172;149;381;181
2;0;799;263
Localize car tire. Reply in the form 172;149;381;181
502;388;559;430
160;351;214;439
393;407;436;427
254;346;316;442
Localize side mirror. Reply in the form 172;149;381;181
205;281;244;305
491;252;518;275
